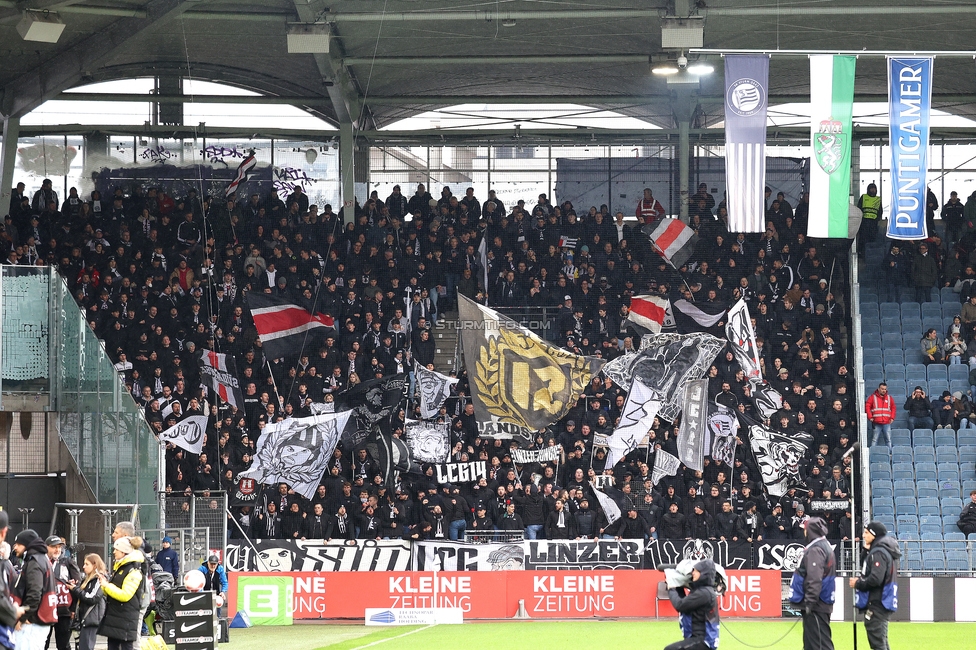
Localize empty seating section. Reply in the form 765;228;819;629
862;242;976;571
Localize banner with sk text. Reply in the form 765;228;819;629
808;55;856;238
887;57;933;240
724;55;769;233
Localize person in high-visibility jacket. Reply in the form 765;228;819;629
857;183;883;258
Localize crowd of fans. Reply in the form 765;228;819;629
6;175;858;543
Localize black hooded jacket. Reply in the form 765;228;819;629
13;538;54;625
854;534;901;611
668;559;720;649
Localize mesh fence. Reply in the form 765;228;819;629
49;505;138;567
160;492;228;562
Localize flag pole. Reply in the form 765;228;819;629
266;359;284;412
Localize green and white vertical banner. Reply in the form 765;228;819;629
807;55;856;238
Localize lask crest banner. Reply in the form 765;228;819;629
159;414;208;455
724;55;769;233
808;55;856;238
458;294;604;440
887;57;933;240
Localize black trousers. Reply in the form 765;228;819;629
664;637;711;650
802;610;834;650
864;607;891;650
44;617;72;650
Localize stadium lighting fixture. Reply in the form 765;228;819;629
687;63;714;75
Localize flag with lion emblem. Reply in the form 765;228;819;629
458;294;604;441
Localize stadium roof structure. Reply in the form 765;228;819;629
2;0;976;143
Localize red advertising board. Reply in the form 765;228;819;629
229;569;781;621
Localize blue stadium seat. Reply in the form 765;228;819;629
873;467;892;481
935;431;956;447
941;287;959;305
895;500;917;516
902;302;922;320
891;429;911;444
882;333;903;349
923;552;946;572
864;349;884;365
959;434;976;447
863;336;882;350
942;498;964;513
891;451;913;465
893;468;915;481
880;302;901;318
899;530;919;541
919;506;941;517
916;469;937;481
942;299;961;317
870;447;891;463
894;487;916;500
950;365;970;382
939;469;960;483
918;487;939;500
929;381;950;397
946;554;968;572
885;365;907;381
914;450;936;465
918;496;941;509
928;365;948;382
872;504;894;517
897;515;920;531
906;364;928;383
950;380;969;395
881;317;901;331
922;303;943;319
937;447;959;463
884;350;905;365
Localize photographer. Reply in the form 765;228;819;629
665;560;720;650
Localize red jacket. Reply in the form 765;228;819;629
866;391;896;424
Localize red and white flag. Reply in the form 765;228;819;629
627;295;670;333
644;218;698;268
225;153;257;198
200;351;245;409
247;293;335;360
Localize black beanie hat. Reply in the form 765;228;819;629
865;521;887;538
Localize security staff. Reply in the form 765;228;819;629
856;183;882;258
790;516;836;650
850;521;901;650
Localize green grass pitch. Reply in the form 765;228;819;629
224;619;976;650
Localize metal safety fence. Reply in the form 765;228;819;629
160;491;228;565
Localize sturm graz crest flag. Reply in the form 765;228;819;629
724;55;769;233
241;410;352;499
458;294;603;441
159;415;208;455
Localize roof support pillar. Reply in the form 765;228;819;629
340;120;356;223
0;117;20;213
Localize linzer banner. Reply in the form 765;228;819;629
523;540;644;570
677;379;708;471
887;57;933;241
724;55;769;233
434;461;487;484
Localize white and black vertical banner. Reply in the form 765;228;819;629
726;298;783;418
404;420;450;464
592;486;622;525
415;365;458;419
606;378;661;466
748;423;812;497
200;350;245;409
651;449;681;486
724;55;769;233
511;445;562;465
159;415;209;455
677;379;708;471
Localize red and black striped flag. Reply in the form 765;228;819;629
225;153;257;198
246;293;335;360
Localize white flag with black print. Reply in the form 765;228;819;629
748;422;812;497
651;449;682;486
405;419;450;464
592;485;621;525
159;415;209;455
606;378;662;467
415;364;459;420
241;410;353;499
707;404;739;466
511;445;562;465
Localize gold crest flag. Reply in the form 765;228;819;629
458;295;605;440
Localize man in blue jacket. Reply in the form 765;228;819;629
197;555;228;617
790;516;836;650
665;560;720;650
154;537;179;578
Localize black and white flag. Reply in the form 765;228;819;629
405;420;450;464
241;410;352;499
602;332;724;423
651;449;681;486
200;351;245;409
336;374;408;446
671;299;728;334
159;415;208;455
606;378;661;466
749;379;784;420
748;423;812;497
707;404;739;466
415;365;458;419
592;486;621;525
677;379;708;472
366;428;413;487
511;445;562;465
725;298;783;418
